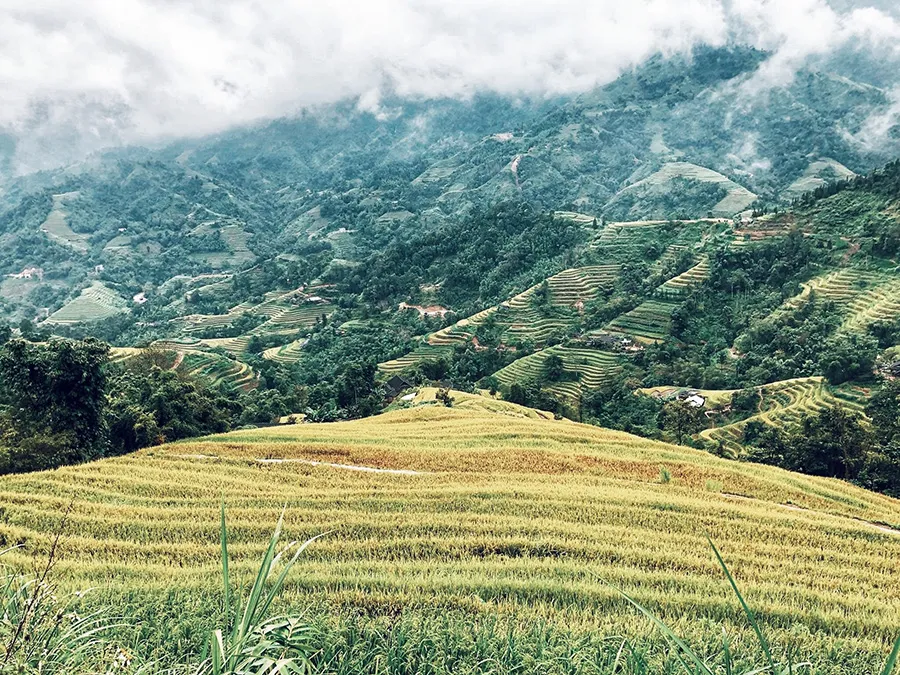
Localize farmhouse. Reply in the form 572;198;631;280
684;394;706;408
6;267;43;281
398;302;451;318
384;374;413;398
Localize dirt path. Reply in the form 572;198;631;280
175;453;424;475
722;493;898;536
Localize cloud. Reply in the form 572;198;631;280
850;87;900;150
0;0;898;171
729;0;900;90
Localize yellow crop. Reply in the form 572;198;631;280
0;392;897;659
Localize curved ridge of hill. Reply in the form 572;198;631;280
605;162;758;220
0;394;897;670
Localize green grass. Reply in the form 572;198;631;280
44;282;128;325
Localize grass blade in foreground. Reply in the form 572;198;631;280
197;506;326;675
883;636;900;675
707;537;775;672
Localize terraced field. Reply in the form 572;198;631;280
196;336;252;355
784;158;856;199
607;162;757;217
547;265;620;305
553;211;598;226
188;222;256;268
657;257;710;299
39;192;89;252
841;278;900;332
379;343;454;373
602;299;678;342
591;221;665;256
251;302;336;335
379;266;620;373
493;346;622;404
698;377;863;454
262;338;308;364
44;281;128;325
0;397;897;671
775;268;900;332
650;243;691;273
175;351;259;391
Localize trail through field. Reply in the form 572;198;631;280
724;493;899;536
175;453;425;475
171;350;185;369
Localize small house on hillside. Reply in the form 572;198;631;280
674;389;706;408
684;394;706;408
385;374;413;398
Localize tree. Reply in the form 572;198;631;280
436;388;454;407
858;440;900;498
785;407;871;479
819;333;878;384
659;400;704;445
481;375;500;396
0;339;109;473
334;361;380;417
543;354;565;382
865;379;900;442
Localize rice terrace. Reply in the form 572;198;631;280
1;394;898;673
3;4;900;674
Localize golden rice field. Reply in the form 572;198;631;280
0;393;897;667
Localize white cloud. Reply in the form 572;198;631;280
0;0;898;171
850;87;900;150
729;0;900;90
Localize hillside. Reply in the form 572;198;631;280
0;396;896;670
1;46;899;331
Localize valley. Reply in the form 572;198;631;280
0;35;899;675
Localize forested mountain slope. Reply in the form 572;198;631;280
1;46;899;329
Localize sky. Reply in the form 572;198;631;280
1;0;900;171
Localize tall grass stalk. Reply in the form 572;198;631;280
610;538;900;675
193;504;328;675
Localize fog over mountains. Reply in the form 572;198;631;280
2;0;900;173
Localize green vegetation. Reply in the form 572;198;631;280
44;281;127;325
